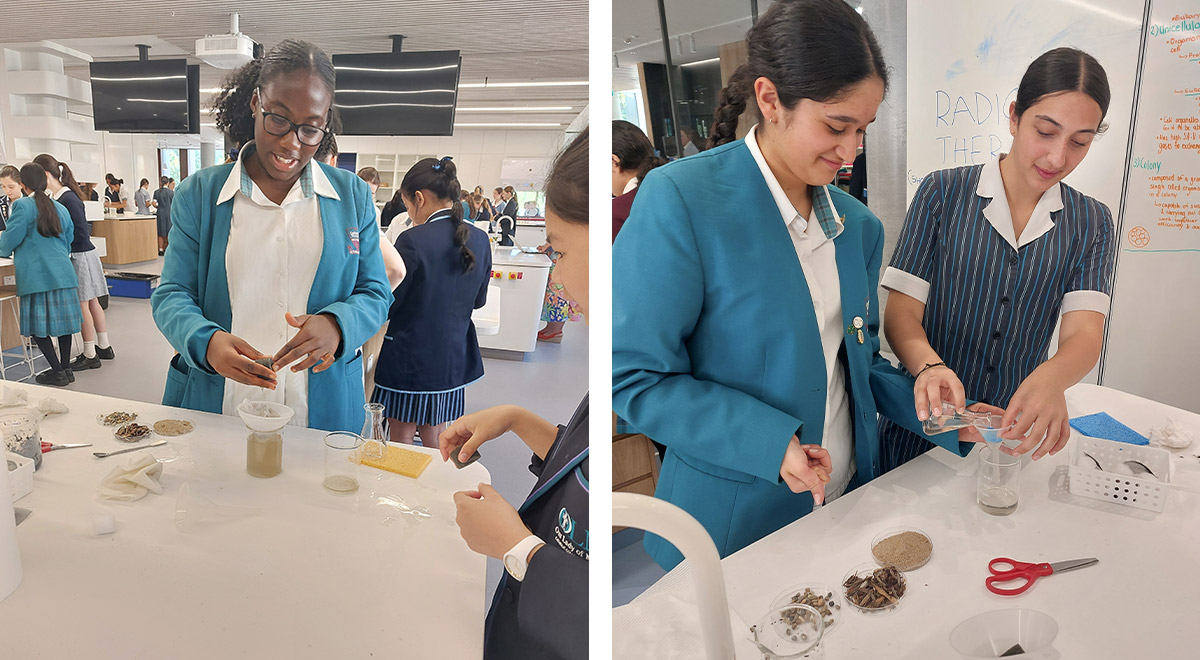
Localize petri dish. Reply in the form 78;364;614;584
769;583;841;635
870;527;934;571
113;423;154;443
751;603;824;659
97;411;139;426
842;562;907;615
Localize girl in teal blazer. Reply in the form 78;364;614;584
612;0;980;570
0;164;81;387
151;40;391;433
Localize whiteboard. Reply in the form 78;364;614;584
1101;0;1200;412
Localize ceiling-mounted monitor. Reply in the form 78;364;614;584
332;50;462;136
89;59;193;133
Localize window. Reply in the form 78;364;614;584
514;191;546;218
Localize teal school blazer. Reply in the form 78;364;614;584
612;139;971;569
0;197;77;295
151;161;393;433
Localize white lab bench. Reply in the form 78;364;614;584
479;247;552;356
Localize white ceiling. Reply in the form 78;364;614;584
1;0;588;130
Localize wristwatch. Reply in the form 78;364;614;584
503;534;544;582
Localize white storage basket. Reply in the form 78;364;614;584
1068;436;1171;513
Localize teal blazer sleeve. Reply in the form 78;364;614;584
0;199;29;257
612;169;799;484
311;172;391;360
151;180;226;374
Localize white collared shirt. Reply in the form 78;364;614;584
745;125;855;501
219;145;339;427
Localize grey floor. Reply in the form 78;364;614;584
14;257;589;607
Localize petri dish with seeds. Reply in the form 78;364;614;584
871;527;934;571
97;411;138;426
770;583;841;635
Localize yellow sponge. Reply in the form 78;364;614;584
361;445;433;478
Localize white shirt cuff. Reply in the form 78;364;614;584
881;267;931;304
1061;290;1111;316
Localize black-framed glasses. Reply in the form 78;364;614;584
257;88;330;147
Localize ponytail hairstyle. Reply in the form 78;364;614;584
503;185;516;198
401;156;475;273
708;0;887;148
139;178;149;188
1014;47;1110;133
211;39;341;154
545;128;588;226
160;175;170;188
19;163;62;238
613;120;664;182
32;153;85;201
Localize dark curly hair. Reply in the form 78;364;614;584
211;39;341;153
708;0;887;148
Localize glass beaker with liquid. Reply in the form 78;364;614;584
978;443;1020;516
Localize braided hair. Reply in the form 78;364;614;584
401;156;476;273
708;0;887;148
18;163;62;238
211;39;341;154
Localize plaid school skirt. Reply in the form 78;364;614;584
21;287;83;338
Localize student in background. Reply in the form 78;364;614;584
0;164;20;230
381;189;407;229
611;120;663;242
33;154;115;368
612;0;985;571
103;177;130;214
0;164;81;387
153;175;174;255
881;47;1116;468
474;193;494;228
500;185;518;233
371;156;491;448
152;39;392;433
135;178;153;214
441;128;588;660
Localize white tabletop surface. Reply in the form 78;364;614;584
618;384;1200;659
491;247;552;268
0;382;491;658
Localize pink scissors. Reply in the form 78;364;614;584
986;557;1098;595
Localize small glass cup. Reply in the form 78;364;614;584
978;443;1020;516
752;603;824;658
324;432;362;494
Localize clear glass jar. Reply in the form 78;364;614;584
246;431;283;478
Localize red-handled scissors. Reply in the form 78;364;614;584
986;557;1098;595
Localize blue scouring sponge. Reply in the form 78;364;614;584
1069;412;1150;445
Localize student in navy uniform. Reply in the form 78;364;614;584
497;185;518;245
612;0;989;571
440;128;588;660
371;156;491;447
0;165;21;230
880;47;1116;468
103;177;129;214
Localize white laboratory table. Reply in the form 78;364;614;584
616;384;1200;658
0;382;490;658
479;247;552;355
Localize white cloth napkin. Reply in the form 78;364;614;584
98;454;164;502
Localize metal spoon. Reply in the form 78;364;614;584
94;440;166;458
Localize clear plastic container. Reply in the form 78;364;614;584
870;527;933;571
949;609;1058;659
751;603;824;658
842;563;907;614
978;443;1020;516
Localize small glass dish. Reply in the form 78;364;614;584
870;527;933;571
97;411;139;426
751;603;824;658
842;563;907;615
769;583;841;635
113;422;154;443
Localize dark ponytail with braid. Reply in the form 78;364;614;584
19;163;62;238
708;0;887;148
401;156;476;273
211;39;341;153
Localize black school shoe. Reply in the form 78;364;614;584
35;370;70;387
69;354;101;371
66;368;74;383
96;346;115;360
